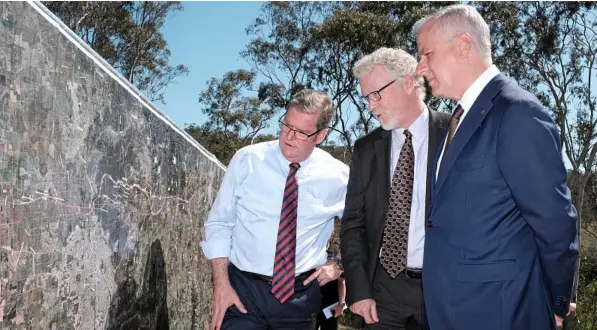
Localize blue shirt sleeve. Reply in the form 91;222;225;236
200;150;248;259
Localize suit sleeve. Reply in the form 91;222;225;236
340;141;373;305
497;99;579;318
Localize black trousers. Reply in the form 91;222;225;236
316;312;338;330
366;263;423;330
222;264;322;330
315;280;340;330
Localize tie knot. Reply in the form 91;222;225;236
453;105;464;120
404;129;412;140
289;162;300;172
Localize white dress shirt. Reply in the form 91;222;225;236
386;107;429;269
436;65;500;179
200;140;349;276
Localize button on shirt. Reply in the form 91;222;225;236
387;108;429;269
200;140;349;276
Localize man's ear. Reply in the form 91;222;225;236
315;128;329;145
456;32;473;58
403;75;416;95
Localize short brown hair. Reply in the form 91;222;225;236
287;89;333;131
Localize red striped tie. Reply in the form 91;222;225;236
271;162;300;303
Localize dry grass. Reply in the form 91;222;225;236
338;326;356;330
582;226;597;249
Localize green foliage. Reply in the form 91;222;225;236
577;248;597;330
475;2;597;181
198;69;276;136
44;1;189;104
185;124;275;165
185;68;279;165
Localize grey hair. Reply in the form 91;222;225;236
352;47;425;99
412;4;492;62
287;89;333;130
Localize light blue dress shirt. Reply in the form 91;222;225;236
201;140;349;276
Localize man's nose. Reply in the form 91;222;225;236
415;59;427;76
285;129;298;141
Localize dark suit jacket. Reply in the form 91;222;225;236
423;73;579;330
340;109;450;328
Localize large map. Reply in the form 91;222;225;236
0;1;225;329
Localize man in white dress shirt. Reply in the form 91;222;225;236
340;48;450;330
201;89;349;330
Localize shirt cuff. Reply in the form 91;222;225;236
200;239;231;260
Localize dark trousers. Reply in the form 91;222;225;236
316;312;338;330
222;264;322;330
366;263;423;330
316;280;339;330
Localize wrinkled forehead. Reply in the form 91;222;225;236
283;107;319;132
416;22;442;53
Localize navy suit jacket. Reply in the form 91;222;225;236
423;73;579;330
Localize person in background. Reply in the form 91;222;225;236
316;278;346;330
413;4;579;330
316;227;347;330
201;89;349;330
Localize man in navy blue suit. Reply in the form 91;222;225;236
413;4;579;330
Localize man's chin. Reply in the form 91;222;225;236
380;120;399;131
280;148;300;163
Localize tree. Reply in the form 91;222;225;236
185;69;277;164
239;2;456;163
44;1;189;104
577;248;597;330
476;1;597;225
583;172;597;240
309;7;400;152
242;2;333;108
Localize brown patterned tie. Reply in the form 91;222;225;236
443;105;464;153
379;129;414;278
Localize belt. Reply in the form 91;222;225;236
247;268;316;284
404;267;423;279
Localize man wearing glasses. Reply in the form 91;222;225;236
201;89;349;330
340;47;450;330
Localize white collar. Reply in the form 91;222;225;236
459;65;500;112
392;106;429;143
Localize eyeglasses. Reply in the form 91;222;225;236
278;118;323;141
362;79;396;103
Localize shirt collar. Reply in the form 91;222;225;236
458;64;500;112
392;106;429;143
276;140;315;172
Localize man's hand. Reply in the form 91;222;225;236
210;281;247;330
303;260;342;286
555;303;576;328
332;304;345;318
350;298;379;324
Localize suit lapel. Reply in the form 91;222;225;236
375;130;391;221
426;110;449;219
433;73;511;198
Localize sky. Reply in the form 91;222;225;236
154;2;577;170
158;1;265;130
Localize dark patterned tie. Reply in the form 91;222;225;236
443;105;464;153
379;130;414;278
271;162;300;303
